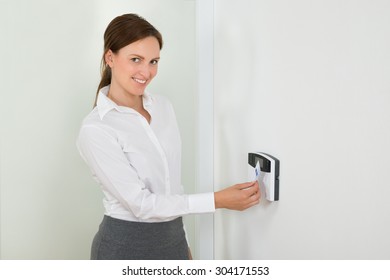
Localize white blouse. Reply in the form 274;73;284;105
77;85;215;222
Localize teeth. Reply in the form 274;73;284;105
133;78;146;84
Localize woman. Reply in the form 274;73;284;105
77;13;260;260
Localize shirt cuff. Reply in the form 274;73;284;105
188;192;215;214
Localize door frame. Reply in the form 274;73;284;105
195;0;214;260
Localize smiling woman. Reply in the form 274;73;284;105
76;13;259;260
105;37;161;123
93;14;163;108
0;0;207;260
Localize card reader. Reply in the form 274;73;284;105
248;152;280;201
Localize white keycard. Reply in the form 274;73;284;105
248;161;261;182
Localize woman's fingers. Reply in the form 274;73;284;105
214;181;261;210
241;181;260;209
237;181;257;190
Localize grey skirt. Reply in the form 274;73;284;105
91;215;189;260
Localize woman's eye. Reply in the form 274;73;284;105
150;60;159;65
131;57;141;63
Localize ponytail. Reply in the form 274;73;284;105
93;60;111;108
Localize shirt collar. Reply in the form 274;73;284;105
96;85;154;120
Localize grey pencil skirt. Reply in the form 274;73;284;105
91;215;189;260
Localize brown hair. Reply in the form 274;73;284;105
94;14;163;107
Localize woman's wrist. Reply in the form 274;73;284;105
214;191;222;209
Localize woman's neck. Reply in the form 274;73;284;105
107;84;143;111
107;84;151;123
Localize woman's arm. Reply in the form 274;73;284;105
77;125;215;220
78;124;260;220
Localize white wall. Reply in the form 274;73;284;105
214;0;390;259
0;0;197;259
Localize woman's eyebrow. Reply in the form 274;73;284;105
128;54;160;60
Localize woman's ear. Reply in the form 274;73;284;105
105;50;114;67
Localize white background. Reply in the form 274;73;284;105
214;0;390;259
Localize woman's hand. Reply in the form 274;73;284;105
214;181;260;211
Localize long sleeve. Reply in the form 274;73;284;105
77;124;215;222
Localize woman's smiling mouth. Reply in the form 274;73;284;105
133;77;147;84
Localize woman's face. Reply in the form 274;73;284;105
106;36;160;98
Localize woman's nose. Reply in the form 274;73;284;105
137;62;152;77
